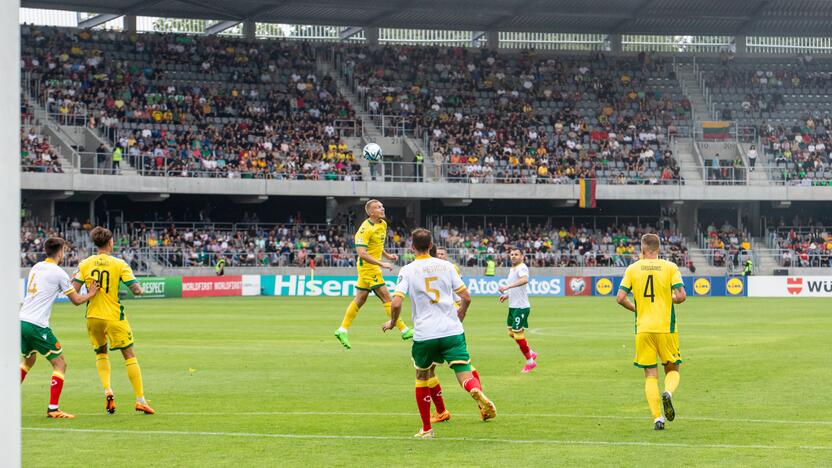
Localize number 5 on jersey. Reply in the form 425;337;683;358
425;276;440;303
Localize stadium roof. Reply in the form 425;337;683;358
20;0;832;37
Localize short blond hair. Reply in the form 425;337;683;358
641;233;660;253
364;199;381;215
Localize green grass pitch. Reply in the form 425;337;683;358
21;296;832;467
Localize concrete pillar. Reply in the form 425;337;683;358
243;20;256;41
326;197;338;224
124;15;137;32
405;200;422;226
605;34;623;53
27;199;55;224
366;27;379;45
675;201;699;239
89;199;96;225
486;30;499;50
734;35;747;56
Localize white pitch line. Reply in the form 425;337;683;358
22;427;832;451
52;410;832;426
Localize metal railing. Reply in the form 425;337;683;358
109;246;690;270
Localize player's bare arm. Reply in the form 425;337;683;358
456;289;471;322
498;276;528;295
616;288;637;312
356;245;393;270
67;281;99;306
382;295;404;332
382;250;399;262
672;285;687;304
129;282;144;296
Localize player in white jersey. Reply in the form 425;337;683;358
498;248;538;373
20;237;99;419
385;229;496;439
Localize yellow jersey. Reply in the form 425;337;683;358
73;254;137;321
619;258;684;333
354;218;387;270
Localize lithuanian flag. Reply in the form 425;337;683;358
702;121;731;140
579;177;596;209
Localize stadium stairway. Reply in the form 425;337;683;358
687;248;727;276
672;137;704;183
752;238;779;276
677;65;712;120
316;57;382;139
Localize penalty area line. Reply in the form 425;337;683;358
22;427;831;451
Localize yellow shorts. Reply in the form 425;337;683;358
355;268;385;291
634;332;681;368
87;318;134;351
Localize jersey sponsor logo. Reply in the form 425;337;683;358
693;277;711;296
786;277;803;295
726;277;744;296
594;277;613;296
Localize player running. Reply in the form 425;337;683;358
20;237;99;419
616;233;686;430
384;228;496;439
73;227;155;415
498;249;538;373
335;199;413;349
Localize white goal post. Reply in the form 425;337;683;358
2;1;22;466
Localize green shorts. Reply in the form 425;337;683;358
507;307;531;331
20;321;63;360
411;333;471;372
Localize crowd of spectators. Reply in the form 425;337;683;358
21;25;361;180
702;221;752;268
20;219;146;271
766;216;832;267
430;222;691;269
758;119;832;185
21;216;693;271
340;46;688;184
21;127;64;173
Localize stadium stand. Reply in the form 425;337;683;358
338;45;690;184
21;26;362;179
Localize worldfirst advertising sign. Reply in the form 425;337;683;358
182;275;243;298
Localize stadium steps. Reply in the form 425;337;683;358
672;137;703;182
316;57;382;139
687;248;726;276
676;65;712;120
752;238;779;275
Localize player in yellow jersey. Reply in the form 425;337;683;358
335;199;413;349
616;233;686;430
73;227;155;415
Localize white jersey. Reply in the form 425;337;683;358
20;260;75;328
393;256;467;341
507;263;530;308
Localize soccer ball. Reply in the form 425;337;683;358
363;143;383;162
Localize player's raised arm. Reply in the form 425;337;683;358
66;280;99;306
